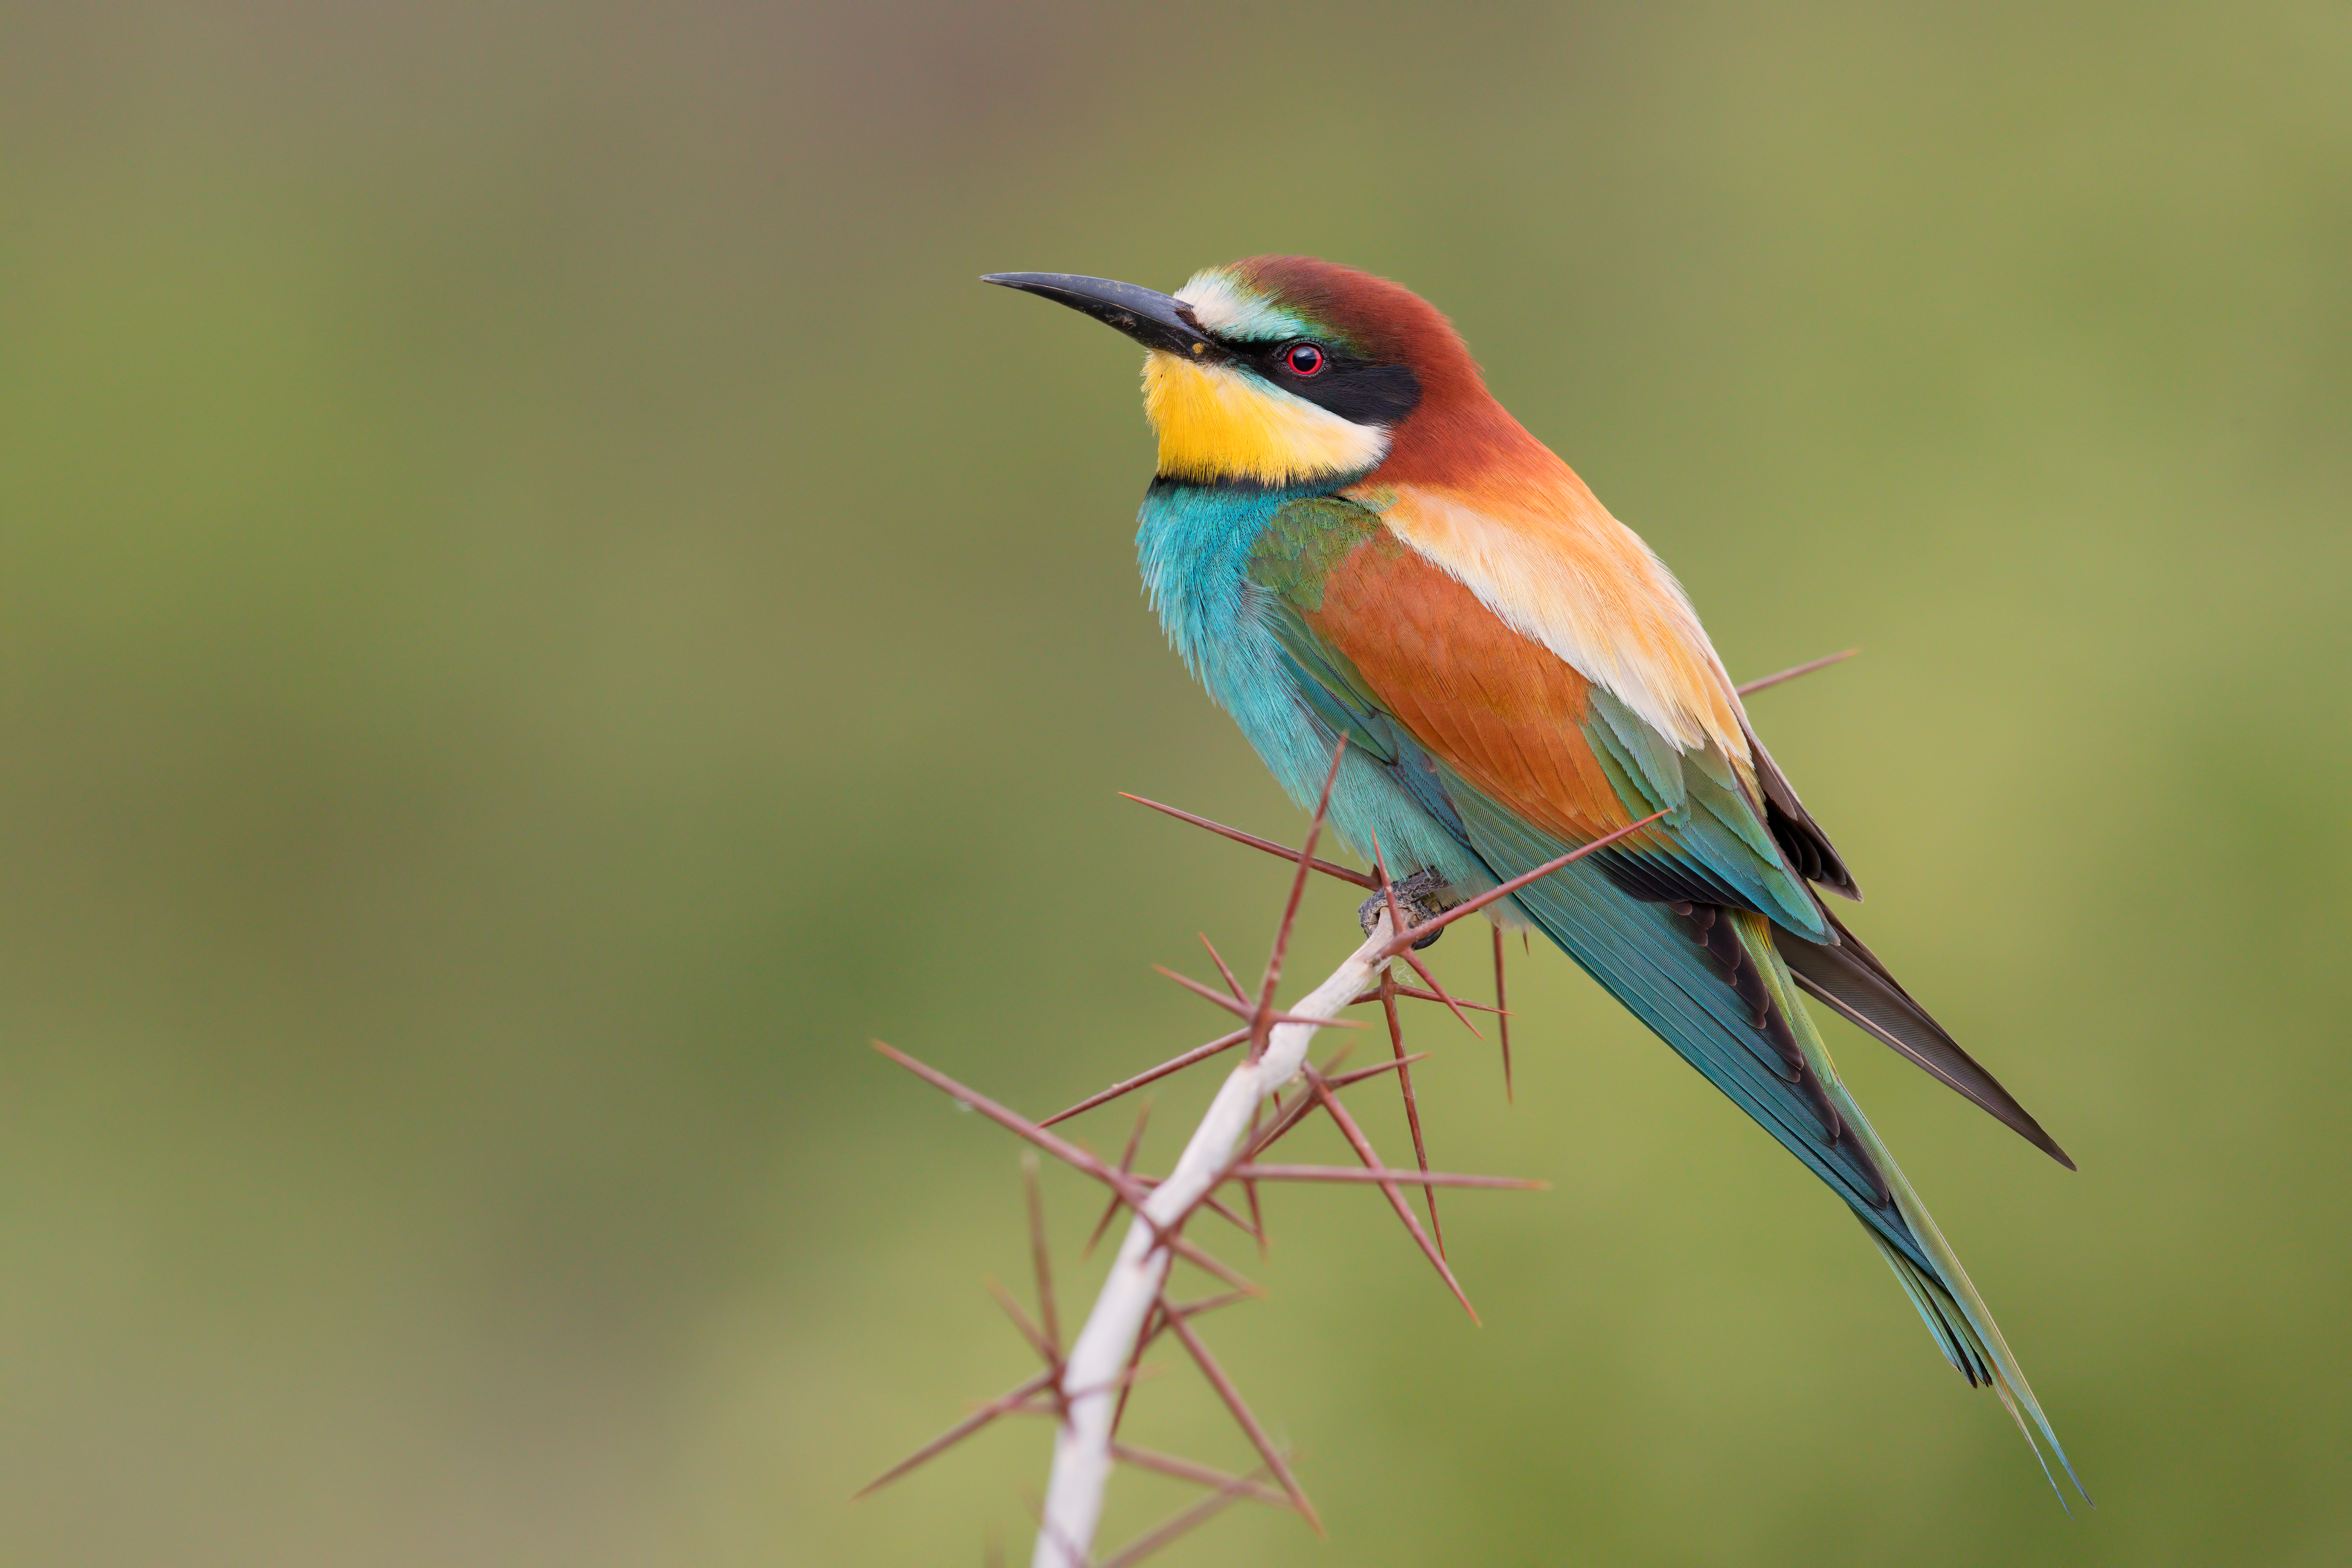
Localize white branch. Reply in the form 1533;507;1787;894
1032;919;1398;1568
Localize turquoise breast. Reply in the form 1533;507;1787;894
1134;477;1501;899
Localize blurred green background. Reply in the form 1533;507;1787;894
4;2;2348;1564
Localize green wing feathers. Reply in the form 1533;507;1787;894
1739;915;2088;1503
1241;494;2080;1498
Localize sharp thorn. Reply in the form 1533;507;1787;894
1039;1029;1249;1128
1096;1463;1282;1568
873;1043;1154;1213
1083;1101;1154;1256
1493;922;1514;1103
1158;1295;1322;1534
1153;967;1365;1029
1400;947;1483;1040
1162;1232;1263;1297
1227;1164;1546;1189
1375;808;1675;959
1248;740;1349;1062
1021;1157;1061;1361
1109;1443;1290;1507
1118;792;1377;888
1734;646;1859;696
1109;1301;1159;1440
1378;966;1443;1252
1199;931;1247;1001
1244;1104;1268;1260
1349;985;1510;1014
1195;1190;1259;1242
851;1369;1056;1498
1303;1065;1482;1324
984;1277;1057;1370
1319;1052;1431;1090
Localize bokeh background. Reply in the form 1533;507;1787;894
5;3;2348;1564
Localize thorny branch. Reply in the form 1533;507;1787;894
857;652;1856;1565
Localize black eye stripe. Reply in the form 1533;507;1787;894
1192;331;1423;428
1232;338;1420;427
1291;361;1420;426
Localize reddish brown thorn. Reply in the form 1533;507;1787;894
1140;1170;1261;1247
1243;1080;1331;1160
1119;792;1378;890
1097;1464;1279;1568
1400;947;1483;1040
1110;1444;1290;1508
1376;807;1676;960
1164;1232;1263;1297
1021;1156;1060;1361
1061;1363;1163;1402
1159;1295;1322;1533
1112;1297;1232;1441
1225;1041;1371;1171
1248;740;1350;1062
1228;1164;1546;1189
1365;833;1478;1037
1735;646;1859;696
1001;1399;1064;1420
1237;1048;1361;1164
1109;1301;1159;1440
1154;966;1366;1030
1192;1055;1355;1228
1195;1189;1259;1242
1029;1496;1092;1568
873;1043;1153;1212
1369;828;1408;947
1378;966;1443;1253
1113;1301;1191;1443
1040;1029;1249;1128
1084;1102;1155;1257
1166;1288;1254;1320
1199;932;1247;1001
1130;1154;1262;1251
983;1278;1057;1369
1493;923;1514;1103
1320;1051;1430;1090
1243;1104;1267;1261
851;1369;1056;1498
1302;1065;1481;1324
1349;985;1509;1014
1162;963;1264;1019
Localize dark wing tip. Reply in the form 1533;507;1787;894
1779;912;2076;1170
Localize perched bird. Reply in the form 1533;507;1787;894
985;258;2081;1494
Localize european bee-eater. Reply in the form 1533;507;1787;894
985;258;2080;1493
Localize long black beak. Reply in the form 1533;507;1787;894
982;272;1223;360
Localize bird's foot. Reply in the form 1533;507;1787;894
1358;867;1455;950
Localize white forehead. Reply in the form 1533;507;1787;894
1175;270;1315;343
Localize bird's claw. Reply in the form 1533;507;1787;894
1358;868;1455;950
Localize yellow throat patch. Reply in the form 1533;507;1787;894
1141;350;1388;486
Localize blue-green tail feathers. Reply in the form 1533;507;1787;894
1430;775;2085;1503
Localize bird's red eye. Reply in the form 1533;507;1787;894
1283;342;1325;376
